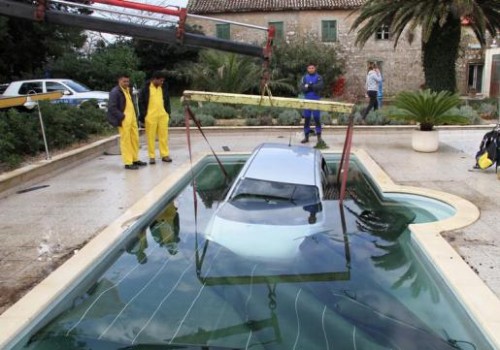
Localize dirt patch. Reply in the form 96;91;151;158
0;238;92;316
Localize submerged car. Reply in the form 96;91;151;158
205;142;335;262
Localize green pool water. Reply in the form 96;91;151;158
17;157;493;350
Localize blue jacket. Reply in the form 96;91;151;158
300;73;324;99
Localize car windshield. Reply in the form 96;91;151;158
231;178;320;206
63;80;91;92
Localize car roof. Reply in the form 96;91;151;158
242;143;320;186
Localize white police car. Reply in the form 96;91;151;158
2;79;109;110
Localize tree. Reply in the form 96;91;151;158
179;50;263;94
132;24;204;94
350;0;499;92
270;38;345;97
51;40;145;91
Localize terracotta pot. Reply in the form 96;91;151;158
411;129;439;152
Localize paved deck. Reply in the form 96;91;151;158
0;125;499;319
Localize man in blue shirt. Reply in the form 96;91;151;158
300;63;324;147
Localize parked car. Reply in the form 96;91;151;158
205;142;334;262
1;79;109;110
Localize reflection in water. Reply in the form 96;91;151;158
21;162;488;350
125;230;148;264
150;202;180;255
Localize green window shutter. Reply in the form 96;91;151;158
216;23;230;40
321;20;337;42
268;21;284;41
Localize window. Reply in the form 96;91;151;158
321;20;337;42
46;82;67;93
268;21;284;41
467;63;483;93
376;25;390;40
18;82;43;94
216;23;230;40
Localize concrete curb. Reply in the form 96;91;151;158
0;135;120;197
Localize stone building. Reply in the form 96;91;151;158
186;0;497;98
186;0;424;98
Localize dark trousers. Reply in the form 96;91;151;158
362;90;378;119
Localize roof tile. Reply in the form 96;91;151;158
187;0;365;14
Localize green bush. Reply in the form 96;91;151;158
245;115;273;126
448;106;480;125
195;103;238;119
477;102;497;119
277;109;301;126
0;102;112;170
169;110;186;127
196;114;216;126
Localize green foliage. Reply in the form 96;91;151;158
276;109;301;126
447;105;481;125
169;110;186;127
197;103;238;119
351;0;500;92
180;50;263;94
0;16;87;82
390;89;467;130
0;102;112;169
271;38;345;97
132;24;203;94
245;115;274;126
195;114;216;126
422;15;461;92
477;102;498;119
51;41;145;91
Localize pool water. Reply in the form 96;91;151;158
19;159;492;350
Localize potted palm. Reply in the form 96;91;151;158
390;89;467;152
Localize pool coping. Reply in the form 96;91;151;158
0;149;499;349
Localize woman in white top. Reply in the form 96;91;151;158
361;62;382;121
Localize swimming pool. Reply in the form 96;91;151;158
3;153;497;349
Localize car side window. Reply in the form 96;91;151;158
18;82;43;95
46;82;68;93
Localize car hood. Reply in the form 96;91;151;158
205;208;324;263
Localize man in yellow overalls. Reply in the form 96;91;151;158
107;73;147;170
138;71;172;164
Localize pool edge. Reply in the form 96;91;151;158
353;147;500;348
0;148;499;349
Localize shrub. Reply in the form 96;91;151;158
448;106;480;125
196;114;216;126
245;115;273;126
277;109;301;126
477;103;497;119
169;110;186;127
197;103;238;119
0;102;112;170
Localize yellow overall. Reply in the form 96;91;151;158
150;202;179;255
118;87;140;165
145;83;169;159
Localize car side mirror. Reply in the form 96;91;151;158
63;90;72;96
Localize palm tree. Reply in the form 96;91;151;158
181;50;294;94
350;0;499;92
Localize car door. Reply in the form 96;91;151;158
46;81;73;105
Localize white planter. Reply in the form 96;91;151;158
411;129;439;152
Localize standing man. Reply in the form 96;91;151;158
107;73;147;170
300;63;324;147
138;71;172;164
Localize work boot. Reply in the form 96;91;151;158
314;133;328;149
301;133;309;143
